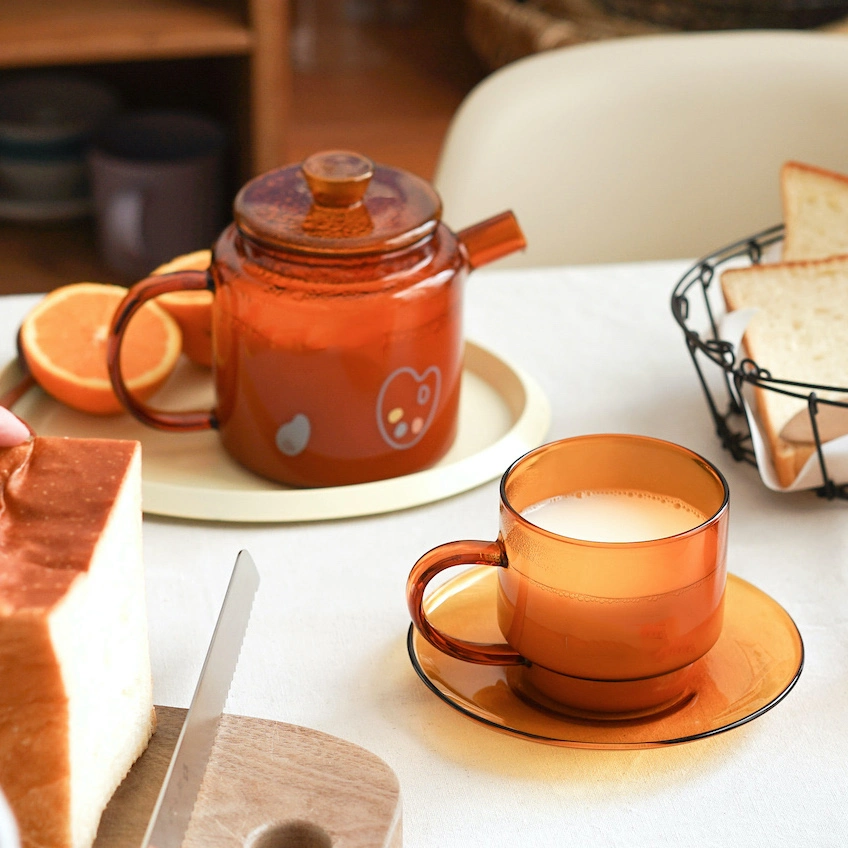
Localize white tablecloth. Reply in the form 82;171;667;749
3;259;846;848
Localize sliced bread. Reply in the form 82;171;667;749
720;254;848;486
781;160;848;261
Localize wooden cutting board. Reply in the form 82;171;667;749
94;706;402;848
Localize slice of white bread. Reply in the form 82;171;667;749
721;256;848;486
721;255;848;487
781;161;848;261
0;437;155;848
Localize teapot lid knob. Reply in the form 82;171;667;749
234;149;441;255
302;150;374;207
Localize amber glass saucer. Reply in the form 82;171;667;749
407;567;803;749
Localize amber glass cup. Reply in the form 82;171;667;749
407;434;730;718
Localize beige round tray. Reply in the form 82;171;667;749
3;341;550;523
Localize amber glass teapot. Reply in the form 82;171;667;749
107;150;526;488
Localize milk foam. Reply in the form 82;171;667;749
522;489;707;543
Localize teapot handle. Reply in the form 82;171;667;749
106;271;216;432
456;210;526;270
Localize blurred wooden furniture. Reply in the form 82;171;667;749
287;0;484;181
0;0;290;293
0;0;290;178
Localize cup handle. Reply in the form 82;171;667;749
107;270;216;431
406;539;525;666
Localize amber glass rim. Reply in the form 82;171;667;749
499;433;730;546
235;217;439;258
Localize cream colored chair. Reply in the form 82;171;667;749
434;30;848;267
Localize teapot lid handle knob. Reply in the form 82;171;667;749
302;150;375;207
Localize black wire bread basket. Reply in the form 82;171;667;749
671;224;848;500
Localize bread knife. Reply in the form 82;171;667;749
141;549;260;848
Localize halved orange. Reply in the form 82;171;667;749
19;282;182;415
152;249;213;367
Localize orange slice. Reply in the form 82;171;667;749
152;249;213;367
19;282;182;415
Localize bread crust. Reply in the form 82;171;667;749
0;437;154;848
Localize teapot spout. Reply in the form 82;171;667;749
457;211;526;270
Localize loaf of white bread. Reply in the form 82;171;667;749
0;437;155;848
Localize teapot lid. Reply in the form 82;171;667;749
233;150;442;256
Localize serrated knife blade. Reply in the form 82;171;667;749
141;549;260;848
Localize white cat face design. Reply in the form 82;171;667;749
376;366;441;450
